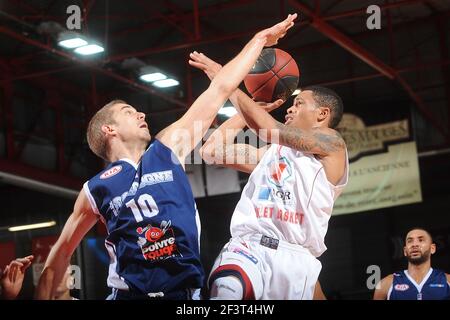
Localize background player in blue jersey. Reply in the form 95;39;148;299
35;14;297;300
374;228;450;300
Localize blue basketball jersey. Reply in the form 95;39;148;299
84;139;204;296
388;268;450;300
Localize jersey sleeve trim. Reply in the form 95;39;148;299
83;181;101;217
387;284;393;300
332;149;349;188
83;181;108;229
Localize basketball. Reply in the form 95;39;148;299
244;48;300;102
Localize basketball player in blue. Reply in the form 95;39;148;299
374;228;450;300
34;14;298;300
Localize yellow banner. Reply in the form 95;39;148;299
334;115;422;215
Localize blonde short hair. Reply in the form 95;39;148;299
86;99;126;161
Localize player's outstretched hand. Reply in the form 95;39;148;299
189;51;222;80
256;13;297;47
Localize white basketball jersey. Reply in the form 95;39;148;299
230;144;348;257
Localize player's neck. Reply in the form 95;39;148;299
109;140;146;164
408;262;431;282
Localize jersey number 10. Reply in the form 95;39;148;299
125;194;159;222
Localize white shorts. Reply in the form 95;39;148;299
208;234;322;300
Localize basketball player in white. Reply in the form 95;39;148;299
190;52;348;300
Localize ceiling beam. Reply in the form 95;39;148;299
288;0;448;141
0;159;81;198
0;25;187;108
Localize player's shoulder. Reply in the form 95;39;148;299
88;160;137;187
383;273;395;284
91;164;121;182
313;126;346;157
374;274;394;300
329;127;346;149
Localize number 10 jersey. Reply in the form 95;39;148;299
84;139;204;295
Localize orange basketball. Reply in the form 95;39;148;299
244;48;299;102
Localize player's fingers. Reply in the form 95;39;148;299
288;13;297;22
266;99;284;110
190;53;212;67
12;265;19;281
23;259;32;268
189;52;200;61
199;53;215;64
9;261;24;269
3;265;9;276
188;60;206;69
8;265;13;282
16;256;33;265
189;51;204;61
281;14;294;27
273;99;284;105
10;264;19;282
21;260;32;272
194;52;216;67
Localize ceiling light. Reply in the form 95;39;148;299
58;37;88;49
8;221;56;232
152;78;179;88
57;31;87;49
74;44;104;55
140;72;167;82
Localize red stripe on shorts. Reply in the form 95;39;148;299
211;264;255;300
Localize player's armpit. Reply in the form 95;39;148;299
274;123;345;156
156;83;232;165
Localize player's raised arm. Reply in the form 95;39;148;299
232;90;345;157
190;51;283;173
156;14;297;164
35;189;98;299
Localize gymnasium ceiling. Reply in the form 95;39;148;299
0;0;449;193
